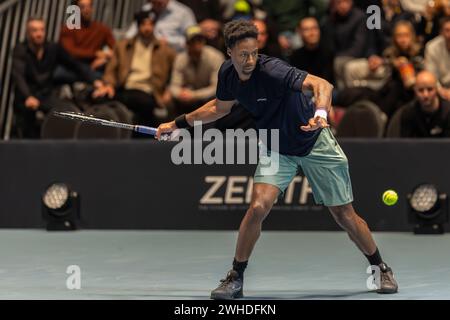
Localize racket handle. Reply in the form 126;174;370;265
135;125;157;136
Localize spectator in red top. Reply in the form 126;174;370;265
57;0;115;83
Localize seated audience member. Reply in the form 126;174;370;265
334;20;424;118
169;25;224;115
199;19;226;54
398;70;450;137
93;11;175;127
377;20;424;116
12;17;97;138
290;16;334;84
425;16;450;100
417;0;450;44
262;0;328;57
125;0;197;52
379;0;417;38
343;0;419;89
252;18;283;59
344;0;416;90
58;0;115;83
322;0;372;88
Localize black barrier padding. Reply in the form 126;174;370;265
0;139;449;231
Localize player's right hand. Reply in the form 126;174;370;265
156;121;177;140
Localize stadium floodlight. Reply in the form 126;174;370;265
42;183;80;231
408;183;448;234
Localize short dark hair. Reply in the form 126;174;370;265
440;16;450;30
135;10;157;26
223;19;258;49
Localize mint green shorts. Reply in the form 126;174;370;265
254;128;353;207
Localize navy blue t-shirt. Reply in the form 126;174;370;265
216;54;321;157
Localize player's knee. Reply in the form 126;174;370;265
329;204;355;227
247;201;272;222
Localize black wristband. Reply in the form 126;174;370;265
174;114;191;129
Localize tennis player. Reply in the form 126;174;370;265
156;20;398;299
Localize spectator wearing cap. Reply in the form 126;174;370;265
125;0;197;52
169;25;224;115
94;10;176;128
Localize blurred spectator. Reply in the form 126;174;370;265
199;19;227;54
355;0;417;42
57;0;115;83
425;16;450;100
262;0;329;56
398;70;450;137
290;16;334;83
12;17;97;138
178;1;226;53
334;20;423;118
169;25;224;114
383;21;423;87
94;11;176;127
126;0;197;52
417;0;450;44
322;0;371;88
377;20;424;115
343;1;418;90
252;18;283;58
375;1;417;55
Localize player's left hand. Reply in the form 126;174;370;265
300;116;329;131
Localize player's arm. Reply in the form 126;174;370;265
155;98;236;139
186;98;235;124
300;74;333;131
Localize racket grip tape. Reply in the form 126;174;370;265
135;125;157;136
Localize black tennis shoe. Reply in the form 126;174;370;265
377;263;398;294
210;270;244;300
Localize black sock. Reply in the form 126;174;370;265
365;248;383;266
232;258;248;280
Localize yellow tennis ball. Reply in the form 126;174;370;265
382;190;398;206
234;0;251;13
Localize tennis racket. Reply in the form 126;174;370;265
53;111;176;140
